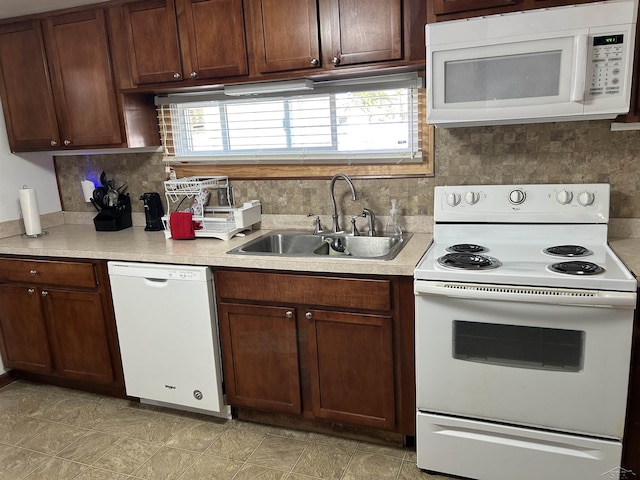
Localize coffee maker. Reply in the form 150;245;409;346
140;192;165;231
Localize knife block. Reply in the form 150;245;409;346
93;194;132;231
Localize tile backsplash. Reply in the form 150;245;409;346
55;120;640;220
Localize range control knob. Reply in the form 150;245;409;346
577;191;595;206
556;190;573;205
508;189;526;205
446;193;461;207
465;191;480;205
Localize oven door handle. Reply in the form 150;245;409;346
414;280;637;308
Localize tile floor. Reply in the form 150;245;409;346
0;381;451;480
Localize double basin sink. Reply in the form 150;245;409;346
228;231;411;261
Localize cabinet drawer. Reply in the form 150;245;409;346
0;258;97;288
215;270;391;312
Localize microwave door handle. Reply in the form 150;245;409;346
571;34;588;102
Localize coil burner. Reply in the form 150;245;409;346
438;252;502;270
548;261;604;275
544;245;593;257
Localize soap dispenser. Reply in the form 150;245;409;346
386;199;402;237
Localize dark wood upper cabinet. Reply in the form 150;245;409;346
0;8;159;152
246;0;321;74
177;0;248;79
43;9;122;148
247;0;407;74
0;21;61;151
122;0;184;84
122;0;248;84
319;0;402;67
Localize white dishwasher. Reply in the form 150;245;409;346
108;261;230;418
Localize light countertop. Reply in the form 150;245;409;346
0;224;431;277
0;224;637;281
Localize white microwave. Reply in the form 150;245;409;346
426;0;638;127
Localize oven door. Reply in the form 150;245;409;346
415;280;636;438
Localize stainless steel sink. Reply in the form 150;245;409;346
312;235;405;259
228;231;411;260
234;232;321;255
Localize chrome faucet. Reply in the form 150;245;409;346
362;208;377;236
329;173;357;233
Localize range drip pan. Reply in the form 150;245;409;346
446;244;488;254
437;252;502;270
548;261;605;276
544;245;593;257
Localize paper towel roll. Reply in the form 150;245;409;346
19;188;42;236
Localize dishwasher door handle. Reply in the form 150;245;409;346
144;277;170;287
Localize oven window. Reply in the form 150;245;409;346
452;321;584;372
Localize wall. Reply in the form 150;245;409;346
55;119;640;221
0;101;61;223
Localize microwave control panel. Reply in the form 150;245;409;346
588;34;625;98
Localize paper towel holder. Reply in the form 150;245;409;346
20;185;48;238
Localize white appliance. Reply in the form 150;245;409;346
426;0;638;127
108;261;230;418
414;184;637;480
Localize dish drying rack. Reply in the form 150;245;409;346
162;176;261;240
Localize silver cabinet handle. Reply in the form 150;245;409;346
41;291;48;297
63;140;71;146
285;311;293;319
190;71;197;78
310;58;319;66
50;140;58;147
27;288;35;294
173;72;181;79
305;312;312;320
30;269;37;275
331;56;340;66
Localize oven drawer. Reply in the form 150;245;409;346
416;413;623;480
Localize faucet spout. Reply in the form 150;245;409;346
329;173;357;233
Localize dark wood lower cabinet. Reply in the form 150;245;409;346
308;309;395;429
214;268;415;436
0;284;53;374
218;303;302;414
0;256;124;395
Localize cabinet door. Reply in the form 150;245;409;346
307;309;395;429
320;0;402;66
177;0;248;80
218;303;301;414
43;9;122;148
42;289;115;384
247;0;321;73
122;0;184;84
0;284;53;373
0;21;60;151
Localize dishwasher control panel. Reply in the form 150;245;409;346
167;270;202;280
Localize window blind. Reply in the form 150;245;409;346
156;74;423;165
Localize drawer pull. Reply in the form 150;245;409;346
27;288;35;294
40;291;48;297
30;270;37;275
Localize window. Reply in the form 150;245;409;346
157;74;422;165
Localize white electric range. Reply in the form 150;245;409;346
414;184;636;480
